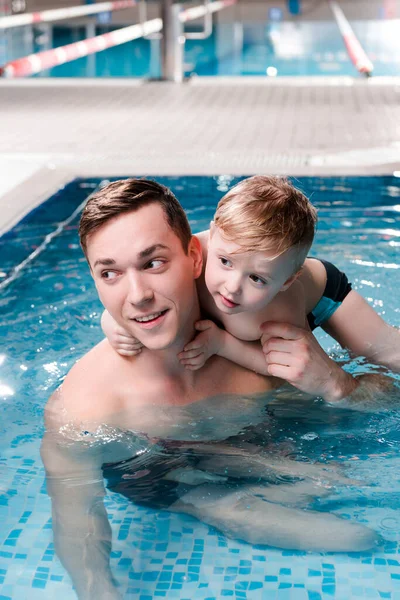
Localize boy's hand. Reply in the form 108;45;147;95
110;327;143;357
260;322;358;402
101;309;143;357
178;320;224;370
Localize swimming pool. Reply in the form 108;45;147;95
0;175;400;599
2;18;400;78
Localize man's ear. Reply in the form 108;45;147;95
280;268;302;292
189;235;203;279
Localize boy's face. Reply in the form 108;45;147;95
205;225;300;315
87;204;202;351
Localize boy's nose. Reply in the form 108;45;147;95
224;275;242;295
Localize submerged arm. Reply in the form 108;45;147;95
41;403;121;600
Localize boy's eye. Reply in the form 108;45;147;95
219;257;232;267
101;270;118;280
249;274;267;285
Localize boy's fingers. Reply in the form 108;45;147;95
180;349;204;359
180;353;203;363
118;343;141;350
119;349;141;357
116;331;137;340
117;338;141;347
184;364;202;371
182;340;203;352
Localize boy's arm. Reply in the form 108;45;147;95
101;309;143;357
179;320;271;375
322;290;400;372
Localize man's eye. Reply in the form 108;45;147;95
101;271;118;280
219;257;232;267
249;274;267;285
146;259;165;270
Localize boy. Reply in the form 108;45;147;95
102;176;399;390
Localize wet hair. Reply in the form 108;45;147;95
79;178;192;260
214;175;318;271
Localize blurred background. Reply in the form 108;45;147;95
1;0;399;79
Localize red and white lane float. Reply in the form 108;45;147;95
0;18;162;77
0;0;136;30
180;0;236;22
0;0;236;78
329;0;373;76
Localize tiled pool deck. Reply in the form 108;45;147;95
0;76;400;233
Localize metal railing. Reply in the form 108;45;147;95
0;0;236;80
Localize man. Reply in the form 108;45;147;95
41;179;384;600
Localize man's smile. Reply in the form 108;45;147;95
129;309;169;328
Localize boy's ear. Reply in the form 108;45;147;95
280;268;302;292
209;221;215;237
189;235;203;279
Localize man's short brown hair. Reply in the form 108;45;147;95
214;175;317;270
79;178;192;260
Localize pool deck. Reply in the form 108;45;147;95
1;75;400;234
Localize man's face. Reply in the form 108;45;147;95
87;204;202;351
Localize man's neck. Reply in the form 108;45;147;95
135;305;201;382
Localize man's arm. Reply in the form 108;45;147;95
41;392;121;600
261;321;397;407
322;290;400;372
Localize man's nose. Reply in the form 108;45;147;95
127;273;153;305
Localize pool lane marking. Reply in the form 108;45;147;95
0;193;94;291
329;0;373;76
0;1;137;30
0;18;163;77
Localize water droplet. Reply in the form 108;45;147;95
301;432;318;441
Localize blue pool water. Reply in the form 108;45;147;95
1;175;400;599
1;18;400;78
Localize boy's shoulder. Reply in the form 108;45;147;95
265;279;307;327
298;258;328;313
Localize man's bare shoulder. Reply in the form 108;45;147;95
47;339;126;424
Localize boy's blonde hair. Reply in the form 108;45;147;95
214;176;317;270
